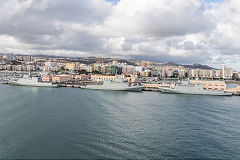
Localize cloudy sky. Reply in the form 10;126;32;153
0;0;239;69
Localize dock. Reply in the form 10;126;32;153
1;80;240;96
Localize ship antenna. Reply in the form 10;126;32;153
29;70;32;77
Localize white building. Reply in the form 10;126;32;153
45;62;57;68
222;63;232;79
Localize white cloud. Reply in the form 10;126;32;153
209;0;240;52
103;0;216;37
0;0;239;68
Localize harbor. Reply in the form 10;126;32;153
1;73;240;95
1;54;240;96
1;0;240;159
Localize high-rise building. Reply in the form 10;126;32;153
221;63;232;79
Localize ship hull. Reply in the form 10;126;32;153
10;81;58;88
159;87;232;96
81;86;143;92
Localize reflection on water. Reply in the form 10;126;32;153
23;86;40;95
13;85;58;96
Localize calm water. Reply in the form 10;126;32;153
0;84;240;159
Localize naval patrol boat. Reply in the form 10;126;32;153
159;80;232;96
10;72;58;87
81;78;143;91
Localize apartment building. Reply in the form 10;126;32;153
190;80;226;91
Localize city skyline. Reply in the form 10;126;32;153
0;52;237;71
0;0;239;70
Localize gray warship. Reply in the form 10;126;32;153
10;72;58;87
81;78;143;92
159;80;232;96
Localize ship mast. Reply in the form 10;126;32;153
28;70;32;78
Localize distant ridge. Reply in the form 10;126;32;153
163;62;215;69
164;61;179;66
183;63;215;70
0;53;216;69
